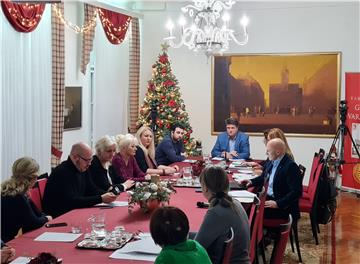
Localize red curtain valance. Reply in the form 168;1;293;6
1;0;46;33
98;8;131;45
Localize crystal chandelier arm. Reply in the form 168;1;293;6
228;27;249;45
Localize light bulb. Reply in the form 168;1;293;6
222;13;230;22
166;20;174;30
240;15;249;27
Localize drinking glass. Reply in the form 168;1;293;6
203;153;211;165
182;167;192;181
89;213;106;238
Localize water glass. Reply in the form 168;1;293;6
89;213;106;238
71;223;81;234
182;167;192;181
203;153;211;165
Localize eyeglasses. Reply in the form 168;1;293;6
78;155;93;163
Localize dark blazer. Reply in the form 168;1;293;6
43;157;104;218
88;155;126;193
134;146;158;173
211;131;250;159
251;154;302;220
1;194;48;242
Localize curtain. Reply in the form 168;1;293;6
81;4;97;75
1;0;46;33
97;8;131;45
128;18;140;133
1;6;52;179
51;3;65;167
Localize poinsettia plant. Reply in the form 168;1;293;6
127;181;176;213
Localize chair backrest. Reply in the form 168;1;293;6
29;186;42;211
248;202;259;263
29;177;48;212
257;184;268;243
270;215;293;264
308;162;325;204
222;227;234;264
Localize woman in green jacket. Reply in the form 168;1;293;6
150;206;211;264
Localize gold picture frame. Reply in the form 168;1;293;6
212;52;341;137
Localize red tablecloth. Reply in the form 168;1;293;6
7;186;207;263
7;159;254;263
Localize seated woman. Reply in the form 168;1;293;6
89;135;135;193
1;157;52;242
195;166;250;264
150;206;211;264
267;128;294;160
245;128;293;172
135;126;179;175
112;134;150;181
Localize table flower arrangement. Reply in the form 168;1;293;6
128;180;176;213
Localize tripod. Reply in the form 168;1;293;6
327;122;360;164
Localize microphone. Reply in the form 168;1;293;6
197;201;209;208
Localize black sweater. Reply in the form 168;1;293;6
1;194;48;242
88;155;126;193
43;157;104;218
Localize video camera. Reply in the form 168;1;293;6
339;100;348;124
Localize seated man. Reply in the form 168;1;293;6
211;117;250;160
156;123;186;166
43;142;117;218
241;138;302;221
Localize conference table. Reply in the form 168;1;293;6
7;159;256;263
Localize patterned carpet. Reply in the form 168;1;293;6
265;213;334;263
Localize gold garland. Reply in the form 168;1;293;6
52;3;97;34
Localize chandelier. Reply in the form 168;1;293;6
164;0;249;57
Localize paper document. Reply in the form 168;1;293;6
34;232;82;242
95;201;128;207
232;173;256;181
229;159;245;162
9;257;31;264
183;159;197;163
116;236;161;255
109;252;157;262
229;190;256;203
211;157;224;161
109;235;161;262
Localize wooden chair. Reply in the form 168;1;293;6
270;215;293;264
222;227;234;264
299;162;325;245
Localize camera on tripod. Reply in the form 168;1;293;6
339;100;348;124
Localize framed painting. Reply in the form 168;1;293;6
212;52;341;137
64;86;82;130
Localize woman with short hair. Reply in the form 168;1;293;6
195;166;250;264
89;135;135;193
135;126;179;175
150;206;211;264
1;157;52;242
112;134;150;181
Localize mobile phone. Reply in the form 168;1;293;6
111;186;121;195
45;222;68;228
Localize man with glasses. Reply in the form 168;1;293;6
43;142;117;218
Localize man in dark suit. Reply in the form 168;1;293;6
211;117;250;160
43;142;118;218
242;138;302;220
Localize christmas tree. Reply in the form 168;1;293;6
137;43;196;154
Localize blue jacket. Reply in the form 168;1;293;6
156;135;185;165
211;131;250;159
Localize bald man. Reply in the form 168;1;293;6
43;142;117;218
242;138;302;220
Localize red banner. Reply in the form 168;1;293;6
342;73;360;191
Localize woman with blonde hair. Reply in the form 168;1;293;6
112;134;150;181
89;135;135;193
267;128;294;160
135;126;179;175
1;157;52;242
